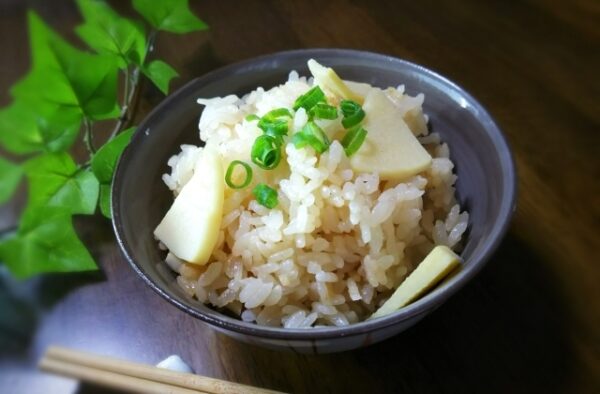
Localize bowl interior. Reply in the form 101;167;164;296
113;49;515;338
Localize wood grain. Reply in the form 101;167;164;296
0;0;598;393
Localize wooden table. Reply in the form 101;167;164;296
1;1;598;392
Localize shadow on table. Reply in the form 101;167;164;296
75;384;123;394
351;233;573;393
0;269;104;355
0;214;117;355
217;233;574;394
181;42;224;82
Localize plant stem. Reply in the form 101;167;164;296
109;69;132;140
109;30;159;140
123;65;131;102
146;29;158;55
83;118;96;154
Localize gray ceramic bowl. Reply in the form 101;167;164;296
112;49;516;353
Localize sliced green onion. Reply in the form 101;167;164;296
225;160;253;189
342;109;365;128
258;118;289;138
253;183;278;209
257;108;292;140
309;103;338;120
291;121;330;154
293;86;326;111
340;100;360;116
245;114;260;121
341;125;368;157
262;108;293;119
340;99;365;128
251;135;282;170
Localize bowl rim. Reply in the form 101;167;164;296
112;48;517;340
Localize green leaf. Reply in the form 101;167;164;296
99;184;111;218
75;0;146;68
91;127;135;183
142;60;178;94
48;40;120;120
0;157;23;204
92;128;133;218
0;101;81;154
0;102;45;154
24;153;99;215
11;12;120;121
0;207;97;278
37;108;82;153
10;69;78;111
132;0;208;33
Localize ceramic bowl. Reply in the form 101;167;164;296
112;49;516;353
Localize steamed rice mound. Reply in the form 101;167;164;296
160;71;469;328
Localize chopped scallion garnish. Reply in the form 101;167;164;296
225;160;253;189
291;121;330;154
309;103;338;120
257;108;292;140
340;99;360;116
342;109;365;128
293;86;326;111
340;99;365;128
262;108;293;119
258;118;289;138
253;183;278;209
245;114;260;121
341;125;368;157
251;135;282;170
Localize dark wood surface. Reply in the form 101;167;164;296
1;0;599;393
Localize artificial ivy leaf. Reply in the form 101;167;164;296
0;207;97;278
91;127;135;183
37;107;82;153
0;102;45;154
24;153;100;215
92;128;134;218
48;41;120;120
75;0;147;68
142;60;178;94
27;9;59;70
99;184;112;218
0;157;23;204
132;0;208;34
11;12;120;121
0;101;81;154
12;12;85;109
10;68;79;111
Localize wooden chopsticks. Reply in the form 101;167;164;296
39;346;285;394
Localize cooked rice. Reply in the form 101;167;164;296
160;71;468;328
